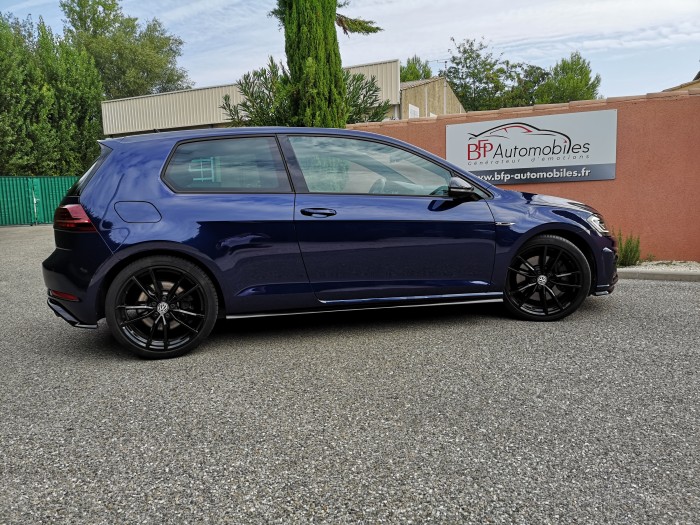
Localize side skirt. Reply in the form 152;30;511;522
225;295;504;320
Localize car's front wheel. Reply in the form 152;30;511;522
504;235;591;321
105;256;218;358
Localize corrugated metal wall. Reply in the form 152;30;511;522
347;60;401;105
0;177;79;226
101;60;403;136
102;85;243;136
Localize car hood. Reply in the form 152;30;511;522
517;192;600;215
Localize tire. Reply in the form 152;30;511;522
503;234;591;322
105;255;218;358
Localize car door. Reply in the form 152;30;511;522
158;135;316;314
281;134;496;304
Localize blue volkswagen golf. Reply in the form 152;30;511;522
43;128;617;358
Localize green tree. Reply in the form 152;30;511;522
271;1;382;36
279;0;347;127
443;37;512;111
445;38;592;111
0;16;35;176
34;21;103;173
401;55;432;82
501;64;549;108
220;57;293;127
0;15;102;176
60;0;192;99
220;57;390;126
535;51;601;103
344;70;391;123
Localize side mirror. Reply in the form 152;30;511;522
448;176;476;198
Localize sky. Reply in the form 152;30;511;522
3;0;700;98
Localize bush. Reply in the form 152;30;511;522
615;230;641;267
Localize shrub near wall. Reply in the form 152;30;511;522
348;91;700;262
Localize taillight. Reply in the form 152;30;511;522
49;289;80;301
53;204;96;232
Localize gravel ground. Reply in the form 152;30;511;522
632;260;700;272
1;225;699;524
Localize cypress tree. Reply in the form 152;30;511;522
281;0;347;128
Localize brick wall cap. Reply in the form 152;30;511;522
532;103;570;110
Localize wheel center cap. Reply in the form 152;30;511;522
537;275;548;286
156;302;170;315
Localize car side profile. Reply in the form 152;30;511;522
42;127;617;358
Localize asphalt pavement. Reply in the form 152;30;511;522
1;225;699;524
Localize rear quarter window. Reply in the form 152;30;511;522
163;137;291;193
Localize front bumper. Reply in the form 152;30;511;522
593;244;618;295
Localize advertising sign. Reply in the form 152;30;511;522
446;110;617;185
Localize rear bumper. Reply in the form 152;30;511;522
47;297;97;329
42;240;112;326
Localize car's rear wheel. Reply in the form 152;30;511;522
105;256;217;358
504;235;591;321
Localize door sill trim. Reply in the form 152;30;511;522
225;296;503;319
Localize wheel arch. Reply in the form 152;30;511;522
94;243;227;320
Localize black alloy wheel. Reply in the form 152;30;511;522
106;256;218;358
504;235;591;321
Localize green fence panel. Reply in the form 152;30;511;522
36;177;80;224
0;176;79;226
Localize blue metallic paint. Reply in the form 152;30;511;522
42;127;617;328
294;193;495;300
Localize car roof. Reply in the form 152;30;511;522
101;127;386;147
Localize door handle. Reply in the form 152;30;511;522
300;208;337;218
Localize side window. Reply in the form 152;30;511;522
163;137;291;193
288;136;452;196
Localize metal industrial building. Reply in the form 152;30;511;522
101;59;465;137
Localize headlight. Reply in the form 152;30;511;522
586;214;610;235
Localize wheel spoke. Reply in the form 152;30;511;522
146;316;159;348
548;249;562;274
544;285;564;311
171;308;205;318
130;276;158;302
171;283;200;302
555;271;580;278
517;256;536;273
509;266;534;278
149;269;163;297
539;245;548;273
119;309;155;327
170;312;199;334
166;274;186;302
514;282;536;294
162;318;169;351
117;305;152;310
539;288;548;316
549;280;581;289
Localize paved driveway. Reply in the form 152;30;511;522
1;225;699;524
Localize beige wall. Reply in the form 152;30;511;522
400;78;464;119
664;76;700;92
348;60;401;105
349;89;700;262
102;85;243;137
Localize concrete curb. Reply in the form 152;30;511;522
617;268;700;282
